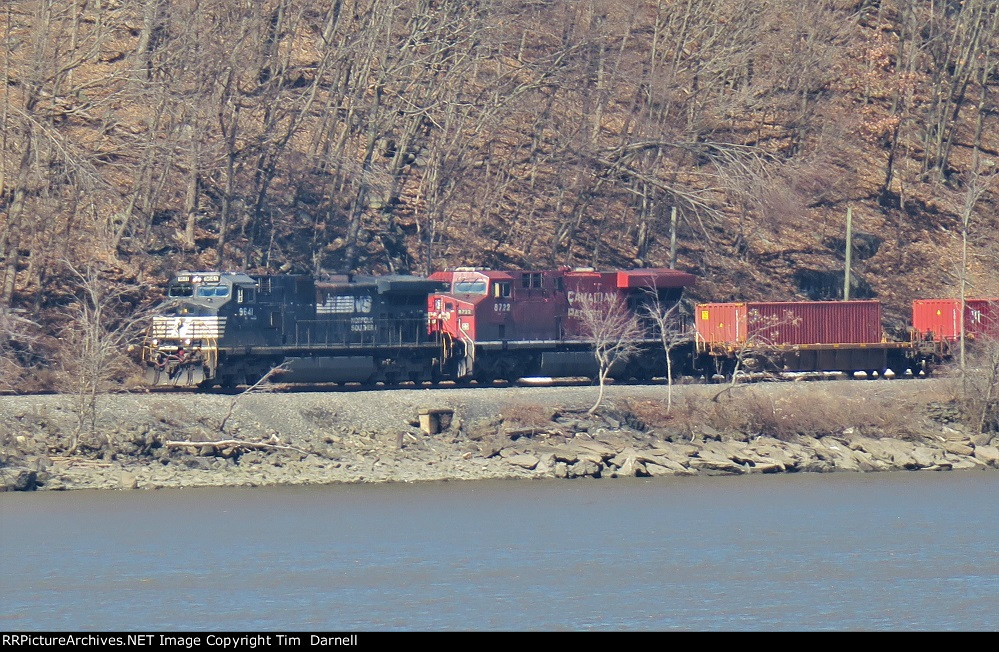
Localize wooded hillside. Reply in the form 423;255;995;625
1;0;998;386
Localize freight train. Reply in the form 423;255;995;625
140;268;998;388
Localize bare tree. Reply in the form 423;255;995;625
574;292;642;415
0;307;41;393
641;290;691;413
919;0;998;181
728;308;804;385
707;307;802;401
956;167;998;376
957;303;999;435
54;263;152;453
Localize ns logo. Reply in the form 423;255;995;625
354;296;372;314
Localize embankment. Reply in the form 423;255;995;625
1;379;996;491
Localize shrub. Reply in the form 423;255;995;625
500;402;558;428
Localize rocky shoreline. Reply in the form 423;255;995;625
1;380;997;492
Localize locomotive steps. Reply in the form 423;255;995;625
0;379;996;491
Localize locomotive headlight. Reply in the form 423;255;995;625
184;339;192;346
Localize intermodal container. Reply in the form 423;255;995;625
695;303;747;346
696;301;883;346
912;298;999;341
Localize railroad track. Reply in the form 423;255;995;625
142;376;612;394
139;369;933;395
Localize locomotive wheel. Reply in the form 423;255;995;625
217;375;239;393
632;363;655;383
474;369;496;385
493;356;523;383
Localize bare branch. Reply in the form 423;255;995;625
641;286;692;413
217;361;292;435
54;260;155;452
573;292;642;415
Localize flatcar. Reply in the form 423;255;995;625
693;300;923;378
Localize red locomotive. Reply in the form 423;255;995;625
427;267;696;382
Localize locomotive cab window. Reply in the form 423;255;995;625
521;273;542;289
197;285;230;298
454;280;487;295
168;284;194;297
493;282;511;298
237;287;255;303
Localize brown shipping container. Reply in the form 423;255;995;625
696;301;883;347
913;299;999;341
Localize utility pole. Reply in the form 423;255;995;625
844;206;853;301
669;206;677;270
960;200;970;375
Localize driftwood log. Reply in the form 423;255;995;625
164;438;309;454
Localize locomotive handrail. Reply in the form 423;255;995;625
457;325;476;376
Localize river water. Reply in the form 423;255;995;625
1;471;996;631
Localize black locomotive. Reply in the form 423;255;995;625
144;271;447;387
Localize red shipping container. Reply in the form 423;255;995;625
912;299;999;342
696;301;883;347
695;303;747;346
